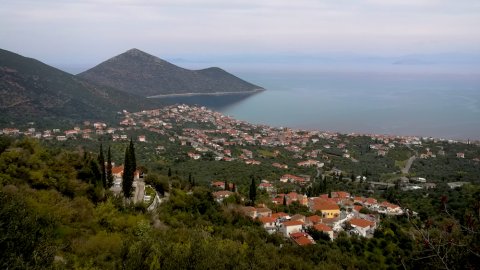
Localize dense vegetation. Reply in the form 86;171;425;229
0;136;479;269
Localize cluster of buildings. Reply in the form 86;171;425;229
0;122;147;143
211;179;403;246
3;105;477;170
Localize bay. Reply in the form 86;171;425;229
157;71;480;140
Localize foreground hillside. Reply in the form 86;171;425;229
78;48;264;97
0;134;479;269
0;49;163;127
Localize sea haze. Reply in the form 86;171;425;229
159;70;480;140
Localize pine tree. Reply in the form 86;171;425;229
98;144;106;188
249;176;257;205
106;146;113;188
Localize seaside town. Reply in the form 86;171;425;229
2;104;479;246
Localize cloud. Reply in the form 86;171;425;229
1;0;479;65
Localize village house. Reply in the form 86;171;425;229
349;218;376;237
313;223;334;240
305;215;322;226
297;159;321;167
212;190;234;203
256;207;272;218
280;174;309;185
309;198;340;218
240;206;257;219
272;163;288;169
290;232;315;246
280;220;304;237
188;152;201;160
258;182;275;193
258;216;277;233
379;201;403;215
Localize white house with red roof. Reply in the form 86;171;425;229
349;218;376;237
258;216;277;233
212;190;234;202
313;223;334;240
280;220;304;237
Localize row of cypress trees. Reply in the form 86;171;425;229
97;144;114;188
97;139;136;198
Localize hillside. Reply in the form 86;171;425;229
0;49;163;126
78;48;264;97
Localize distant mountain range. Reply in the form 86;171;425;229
0;48;263;126
0;49;164;126
78;48;264;97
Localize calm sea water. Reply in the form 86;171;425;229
158;71;480;140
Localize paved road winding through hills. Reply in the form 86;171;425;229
402;155;416;174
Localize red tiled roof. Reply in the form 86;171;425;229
282;220;304;227
381;201;400;209
292;235;314;246
320;218;338;225
365;198;377;204
241;206;256;213
312;199;339;211
258;216;276;224
112;166;124;174
256;207;272;213
349;218;375;228
306;215;321;224
333;191;350;198
290;232;306;239
313;223;333;232
271;212;289;219
354;205;363;212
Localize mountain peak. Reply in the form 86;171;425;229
79;50;264;97
124;48;147;55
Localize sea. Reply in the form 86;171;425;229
157;70;480;140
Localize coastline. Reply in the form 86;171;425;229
146;88;265;98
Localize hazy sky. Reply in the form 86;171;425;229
1;0;480;68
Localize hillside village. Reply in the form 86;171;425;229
1;104;480;269
211;178;403;245
2;104;479;190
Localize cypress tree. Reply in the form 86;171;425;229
283;195;287;206
106;146;113;188
224;179;229;191
188;172;192;184
168;167;172;177
129;139;136;178
249;176;257;205
122;141;135;198
98;144;106;188
323;176;327;193
232;183;236;192
90;159;101;186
